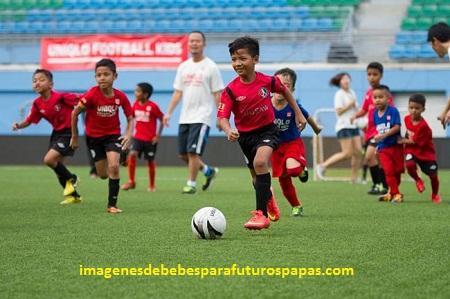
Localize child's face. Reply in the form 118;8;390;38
32;73;52;94
373;89;389;110
273;74;293;101
134;86;147;101
95;66;116;89
367;68;382;87
408;101;425;120
231;48;258;78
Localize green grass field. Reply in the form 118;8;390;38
0;166;449;299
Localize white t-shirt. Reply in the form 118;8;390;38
334;88;358;132
173;57;224;125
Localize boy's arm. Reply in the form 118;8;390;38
307;117;322;135
438;98;450;128
218;118;239;142
350;108;367;123
163;90;182;127
70;103;86;149
12;120;31;131
153;116;165;144
374;124;400;142
119;115;133;150
281;89;306;130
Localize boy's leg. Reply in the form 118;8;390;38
122;151;137;190
418;160;440;201
253;146;273;216
148;160;156;191
106;151;121;210
44;149;80;196
378;150;398;201
405;156;424;193
279;176;301;207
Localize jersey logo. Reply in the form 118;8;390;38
287;112;292;117
146;106;151;111
387;115;391;121
258;87;269;98
115;99;120;105
263;139;271;143
236;96;246;102
40;109;45;114
54;104;61;112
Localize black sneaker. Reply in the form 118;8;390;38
299;167;309;183
202;167;218;191
367;185;379;195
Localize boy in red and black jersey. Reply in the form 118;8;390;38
13;69;82;204
398;94;441;204
218;36;307;230
70;58;133;214
122;83;164;192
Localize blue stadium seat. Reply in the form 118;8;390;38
214;19;229;33
289;18;303;30
128;19;143;33
303;18;318;31
228;19;243;32
143;19;157;32
272;18;289;31
317;18;333;31
389;45;406;59
257;19;273;32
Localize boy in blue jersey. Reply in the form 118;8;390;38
271;68;311;216
372;85;404;203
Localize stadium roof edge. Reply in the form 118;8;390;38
0;63;449;72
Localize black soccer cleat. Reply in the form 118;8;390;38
299;167;309;183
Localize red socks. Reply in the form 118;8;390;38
279;176;301;207
148;160;156;189
127;155;136;183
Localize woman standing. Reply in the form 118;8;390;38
316;73;362;182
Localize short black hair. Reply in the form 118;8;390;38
228;36;259;57
190;30;206;42
33;69;53;82
409;93;426;107
427;22;450;42
137;82;153;99
95;58;117;73
367;62;383;74
274;68;297;89
329;72;350;87
372;84;390;93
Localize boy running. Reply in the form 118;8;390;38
218;36;307;230
372;85;404;203
122;83;164;192
70;59;133;214
13;69;81;204
398;94;441;204
271;68;310;217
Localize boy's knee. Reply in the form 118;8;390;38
108;163;120;176
253;159;268;172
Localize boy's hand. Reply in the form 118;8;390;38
226;129;239;142
295;113;307;131
373;134;384;143
69;136;79;150
12;123;19;131
350;116;356;124
119;134;131;150
438;110;450;129
152;134;160;144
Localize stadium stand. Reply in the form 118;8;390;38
389;0;450;60
0;0;362;34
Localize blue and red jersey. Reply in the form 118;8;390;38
373;105;401;150
273;101;309;143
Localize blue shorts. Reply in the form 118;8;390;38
337;128;360;140
178;123;210;156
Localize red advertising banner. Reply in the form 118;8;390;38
40;34;188;70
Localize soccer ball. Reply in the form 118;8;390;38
191;207;226;240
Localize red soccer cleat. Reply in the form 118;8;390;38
107;206;123;214
121;181;135;191
267;195;280;222
431;194;441;204
415;179;425;193
244;210;270;230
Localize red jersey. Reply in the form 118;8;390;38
132;100;163;142
81;86;132;138
404;114;436;161
361;88;394;141
25;90;79;131
217;72;286;132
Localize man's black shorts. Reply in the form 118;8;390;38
178;123;210;156
86;134;122;162
405;153;438;175
49;128;74;157
238;124;280;169
130;138;158;161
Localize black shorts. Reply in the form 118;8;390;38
337;128;360;139
130;138;158;161
178;123;210;156
405;153;438;175
238;124;279;169
364;138;377;148
49;128;74;157
86;134;122;162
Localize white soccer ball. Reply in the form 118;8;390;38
191;207;226;240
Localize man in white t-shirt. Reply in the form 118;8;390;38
163;31;224;194
428;22;450;128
